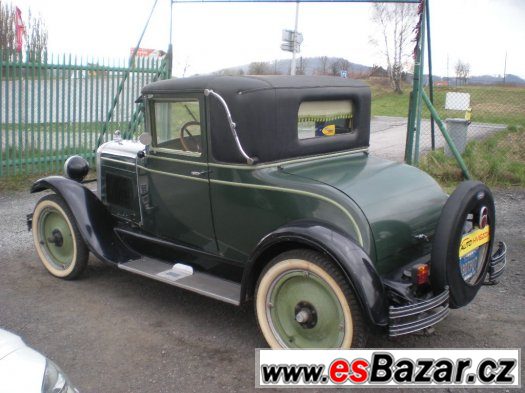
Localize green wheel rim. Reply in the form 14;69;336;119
266;270;346;348
38;207;74;270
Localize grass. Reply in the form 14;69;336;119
370;81;525;127
419;125;525;188
0;168;97;193
1;121;133;133
0;147;95;190
0;171;55;192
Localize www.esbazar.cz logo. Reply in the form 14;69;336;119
256;349;521;388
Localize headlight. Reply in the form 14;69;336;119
63;155;89;182
41;359;78;393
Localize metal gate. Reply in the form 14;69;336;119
0;51;166;176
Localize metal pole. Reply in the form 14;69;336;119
96;0;159;147
503;51;507;85
405;0;425;164
290;1;299;76
426;0;435;150
167;0;174;78
413;4;426;165
422;90;470;179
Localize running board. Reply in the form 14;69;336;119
118;258;241;305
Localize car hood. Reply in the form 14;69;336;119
282;153;448;274
0;329;25;360
0;329;47;393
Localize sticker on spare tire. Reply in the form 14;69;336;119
459;248;480;281
459;226;490;258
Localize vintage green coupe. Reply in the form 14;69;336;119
28;76;506;348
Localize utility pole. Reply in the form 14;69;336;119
503;51;507;85
290;1;299;76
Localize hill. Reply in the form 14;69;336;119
212;56;372;77
210;57;525;86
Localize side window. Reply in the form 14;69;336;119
297;100;353;140
153;100;202;154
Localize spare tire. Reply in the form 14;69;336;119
431;181;495;309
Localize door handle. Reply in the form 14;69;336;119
190;170;211;177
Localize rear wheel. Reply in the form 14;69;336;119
255;249;367;349
32;194;88;279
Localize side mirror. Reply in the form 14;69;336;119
139;132;152;146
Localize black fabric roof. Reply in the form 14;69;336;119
142;75;370;95
142;75;371;164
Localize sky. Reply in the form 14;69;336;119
13;0;525;79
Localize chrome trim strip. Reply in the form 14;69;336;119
488;242;506;282
148;154;208;166
137;165;209;183
208;148;369;170
490;264;506;280
151;147;202;157
100;156;136;167
389;289;449;318
389;306;450;337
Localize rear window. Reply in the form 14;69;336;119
297;100;353;140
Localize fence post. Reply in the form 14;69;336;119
0;50;3;177
413;7;426;166
422;91;471;179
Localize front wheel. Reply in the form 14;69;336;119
255;249;367;349
32;194;88;279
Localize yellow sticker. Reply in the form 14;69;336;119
459;226;490;258
322;124;336;136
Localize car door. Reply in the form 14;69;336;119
141;94;217;254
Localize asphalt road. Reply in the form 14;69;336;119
369;116;507;162
0;188;523;393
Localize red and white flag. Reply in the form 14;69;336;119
15;7;25;52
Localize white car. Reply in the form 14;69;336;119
0;329;78;393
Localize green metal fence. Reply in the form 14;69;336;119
0;50;166;177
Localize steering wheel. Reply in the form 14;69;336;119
179;121;201;153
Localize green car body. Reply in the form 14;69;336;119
29;75;506;347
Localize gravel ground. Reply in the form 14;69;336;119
0;188;523;393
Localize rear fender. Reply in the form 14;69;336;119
243;220;388;327
30;176;137;264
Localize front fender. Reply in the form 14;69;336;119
244;220;388;327
31;176;136;264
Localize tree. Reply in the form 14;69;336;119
328;57;350;77
316;56;329;75
455;59;470;86
26;9;48;62
0;1;16;59
370;3;418;93
0;2;48;62
214;67;244;76
296;57;309;75
248;61;271;75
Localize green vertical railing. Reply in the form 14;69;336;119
405;0;470;179
0;50;164;177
